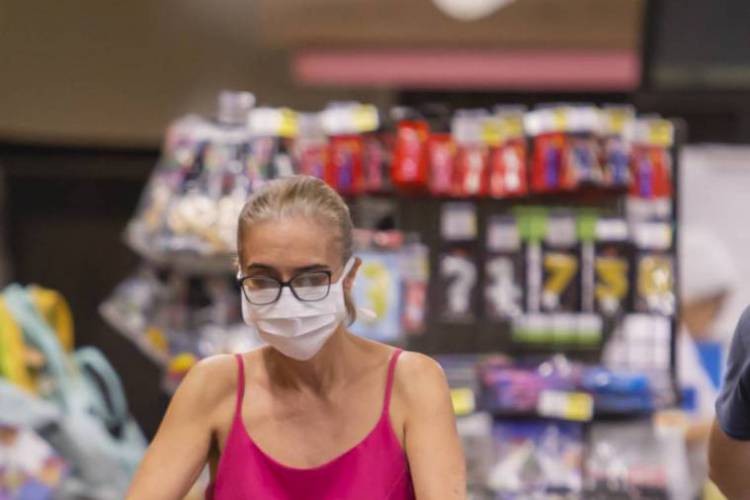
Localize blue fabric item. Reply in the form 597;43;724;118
0;379;60;429
716;307;750;440
695;340;723;390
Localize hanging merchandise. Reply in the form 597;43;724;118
564;105;603;188
484;216;524;321
487;420;584;499
427;131;456;197
348;230;429;341
629;117;674;201
0;427;68;500
391;108;430;193
100;267;261;390
633;222;675;317
350;232;404;343
526;107;567;193
593;217;633;317
438;203;479;322
600;105;635;188
541;213;581;314
400;240;430;335
2;284;146;499
127;91;257;260
586;420;671;499
321;102;379;196
452;110;490;198
484;106;528;198
293;113;328;181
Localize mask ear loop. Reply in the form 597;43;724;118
336;256;357;284
340;256;377;321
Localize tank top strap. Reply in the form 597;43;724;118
234;353;246;418
382;348;403;415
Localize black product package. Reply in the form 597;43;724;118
541;215;581;313
594;218;633;317
437;247;479;322
484;216;524;320
632;222;675;316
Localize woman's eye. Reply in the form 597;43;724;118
293;273;328;288
247;277;279;290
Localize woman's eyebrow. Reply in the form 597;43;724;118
245;263;330;273
293;264;330;273
245;263;277;273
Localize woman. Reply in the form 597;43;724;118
127;176;466;499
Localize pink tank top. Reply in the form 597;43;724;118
211;349;415;500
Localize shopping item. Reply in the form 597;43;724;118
484;216;524;320
633;222;675;316
526;107;567;193
600;105;635;188
321;103;379;195
3;284;146;499
240;258;355;361
629;117;674;201
487;420;584;499
427;132;456;196
564;105;603;187
392;114;430;193
0;427;68;500
452;110;490;197
484;107;528;198
593;217;632;317
349;251;403;342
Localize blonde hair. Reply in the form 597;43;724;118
237;175;356;323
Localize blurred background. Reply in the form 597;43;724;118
1;0;749;498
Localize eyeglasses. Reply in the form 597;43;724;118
237;270;333;305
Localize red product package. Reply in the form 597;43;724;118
526;108;569;193
628;118;674;200
362;132;389;193
489;139;527;197
453;143;489;197
326;135;364;196
294;112;328;180
530;132;566;193
451;111;489;197
484;110;528;198
427;133;455;196
392;120;430;193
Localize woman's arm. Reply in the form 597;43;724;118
398;353;467;500
127;356;233;500
709;419;750;499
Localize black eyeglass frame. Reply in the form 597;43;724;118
237;270;333;305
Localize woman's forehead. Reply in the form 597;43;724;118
239;217;340;266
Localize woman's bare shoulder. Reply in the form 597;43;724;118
172;353;243;412
392;351;450;406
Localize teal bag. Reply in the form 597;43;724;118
3;284;146;499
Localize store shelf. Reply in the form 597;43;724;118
99;302;169;368
124;227;236;276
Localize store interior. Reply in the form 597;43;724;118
2;0;750;498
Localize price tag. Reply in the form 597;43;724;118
537;390;593;421
450;388;476;416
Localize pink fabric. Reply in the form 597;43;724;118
211;349;415;500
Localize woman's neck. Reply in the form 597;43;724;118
263;326;360;394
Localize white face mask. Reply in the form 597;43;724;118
241;258;355;361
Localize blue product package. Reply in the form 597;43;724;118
350;251;402;342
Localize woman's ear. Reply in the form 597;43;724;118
344;257;362;291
